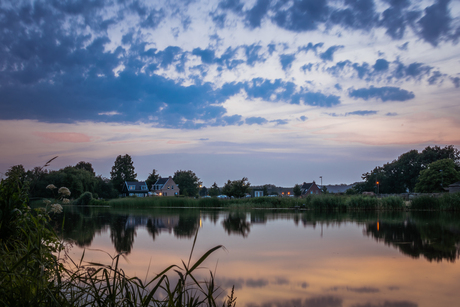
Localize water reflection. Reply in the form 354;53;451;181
364;215;460;262
53;207;460;307
222;212;251;237
54;207;460;262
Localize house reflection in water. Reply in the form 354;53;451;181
125;215;180;234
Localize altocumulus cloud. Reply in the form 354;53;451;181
0;0;458;132
348;87;415;102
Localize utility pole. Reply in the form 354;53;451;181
319;176;322;189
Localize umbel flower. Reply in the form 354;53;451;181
50;204;63;214
46;184;57;190
58;187;71;196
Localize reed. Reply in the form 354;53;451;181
53;233;228;307
410;193;460;211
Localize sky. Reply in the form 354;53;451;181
1;0;460;187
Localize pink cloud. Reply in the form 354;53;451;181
34;132;92;143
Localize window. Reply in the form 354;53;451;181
168;186;170;189
141;186;147;190
129;185;135;190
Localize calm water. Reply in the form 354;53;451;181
55;206;460;307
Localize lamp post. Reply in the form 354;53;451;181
376;181;380;195
319;176;322;189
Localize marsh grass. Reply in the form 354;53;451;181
108;195;409;211
53;232;228;307
410;193;460;210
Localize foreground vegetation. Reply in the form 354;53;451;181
0;173;235;306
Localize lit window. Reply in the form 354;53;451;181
129;185;135;190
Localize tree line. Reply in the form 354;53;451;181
350;145;460;194
2;154;208;199
3;145;459;200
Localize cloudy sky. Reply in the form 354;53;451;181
1;0;459;187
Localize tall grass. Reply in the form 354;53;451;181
108;195;409;211
410;193;460;210
53;233;228;306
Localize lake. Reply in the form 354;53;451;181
55;206;460;307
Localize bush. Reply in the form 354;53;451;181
74;191;93;206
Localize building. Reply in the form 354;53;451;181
152;176;180;196
122;181;149;197
300;181;322;196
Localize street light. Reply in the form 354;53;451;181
319;176;322;189
376;181;380;194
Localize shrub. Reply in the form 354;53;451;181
74;191;93;206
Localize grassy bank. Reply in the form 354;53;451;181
409;192;460;210
109;194;408;211
109;193;460;211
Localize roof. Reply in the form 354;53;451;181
448;181;460;187
155;177;169;185
124;181;148;192
125;181;147;188
301;182;313;189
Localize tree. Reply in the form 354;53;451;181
209;182;220;197
415;159;460;193
75;161;95;176
45;166;97;198
110;154;137;194
360;145;460;194
5;165;27;189
173;170;201;197
293;184;301;197
145;169;159;190
199;186;208;197
222;177;250;198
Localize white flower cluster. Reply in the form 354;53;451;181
62;198;70;204
46;184;57;190
50;203;63;214
58;187;71;196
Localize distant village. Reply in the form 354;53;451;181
121;177;357;198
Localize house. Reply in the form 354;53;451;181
448;182;460;193
122;181;149;197
300;181;322;196
279;187;294;197
152;176;180;196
